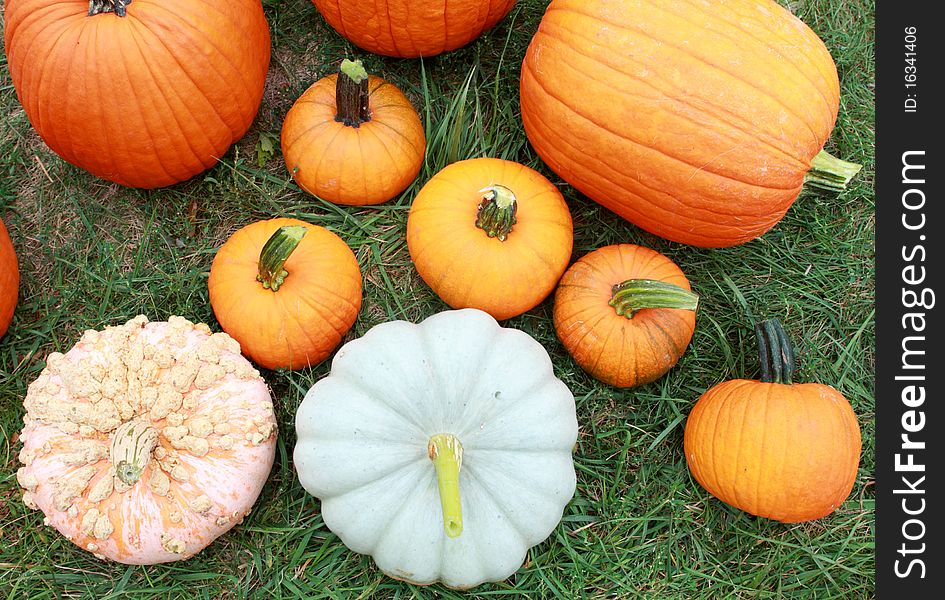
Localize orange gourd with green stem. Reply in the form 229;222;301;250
281;60;425;206
684;319;862;522
519;0;861;247
553;244;698;388
407;158;573;321
208;218;362;370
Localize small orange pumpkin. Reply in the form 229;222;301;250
310;0;516;58
684;319;862;523
4;0;271;188
553;244;697;388
208;218;363;370
281;60;426;206
520;0;861;247
407;158;573;320
0;217;19;338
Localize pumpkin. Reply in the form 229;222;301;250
294;308;578;588
208;217;362;371
684;319;861;522
281;60;426;206
0;218;18;338
519;0;862;247
16;315;278;564
3;0;271;189
407;158;573;320
553;244;697;388
310;0;516;58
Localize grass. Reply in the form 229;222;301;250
0;0;875;598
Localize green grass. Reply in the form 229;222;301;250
0;0;874;598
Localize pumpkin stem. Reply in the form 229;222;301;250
428;433;464;538
335;59;371;127
111;419;159;486
88;0;130;17
609;279;699;318
803;150;862;193
475;185;517;241
755;318;795;385
257;225;308;292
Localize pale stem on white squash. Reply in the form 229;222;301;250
257;225;308;292
428;433;464;538
111;419;159;485
803;150;863;193
475;185;517;241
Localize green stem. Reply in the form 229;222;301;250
803;150;862;193
111;420;158;485
609;279;699;318
88;0;130;16
256;225;308;292
755;318;795;385
428;433;464;538
335;59;371;127
475;185;517;241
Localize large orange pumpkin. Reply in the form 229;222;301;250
0;218;18;338
407;158;573;321
684;319;862;522
281;60;426;206
553;244;698;388
3;0;271;189
311;0;516;58
520;0;861;247
208;218;363;371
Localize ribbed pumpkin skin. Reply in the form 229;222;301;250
208;218;363;371
684;380;861;522
0;218;18;338
520;0;841;247
553;245;695;388
407;158;573;321
311;0;516;57
4;0;271;189
281;75;425;206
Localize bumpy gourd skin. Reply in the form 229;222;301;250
17;316;278;564
295;309;578;589
311;0;516;57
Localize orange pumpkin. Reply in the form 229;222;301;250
0;218;18;338
208;218;363;370
407;158;573;320
553;245;697;388
281;60;425;206
684;319;862;522
4;0;271;188
311;0;516;58
519;0;861;247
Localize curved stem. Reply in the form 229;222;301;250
111;419;158;485
335;59;371;127
804;150;862;193
257;225;308;292
89;0;130;16
755;318;795;384
609;279;699;318
428;433;464;538
475;185;517;241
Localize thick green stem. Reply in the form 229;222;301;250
88;0;130;16
475;185;517;241
428;433;463;538
803;150;862;193
755;318;795;385
609;279;699;318
111;420;158;485
335;59;371;127
257;225;307;292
